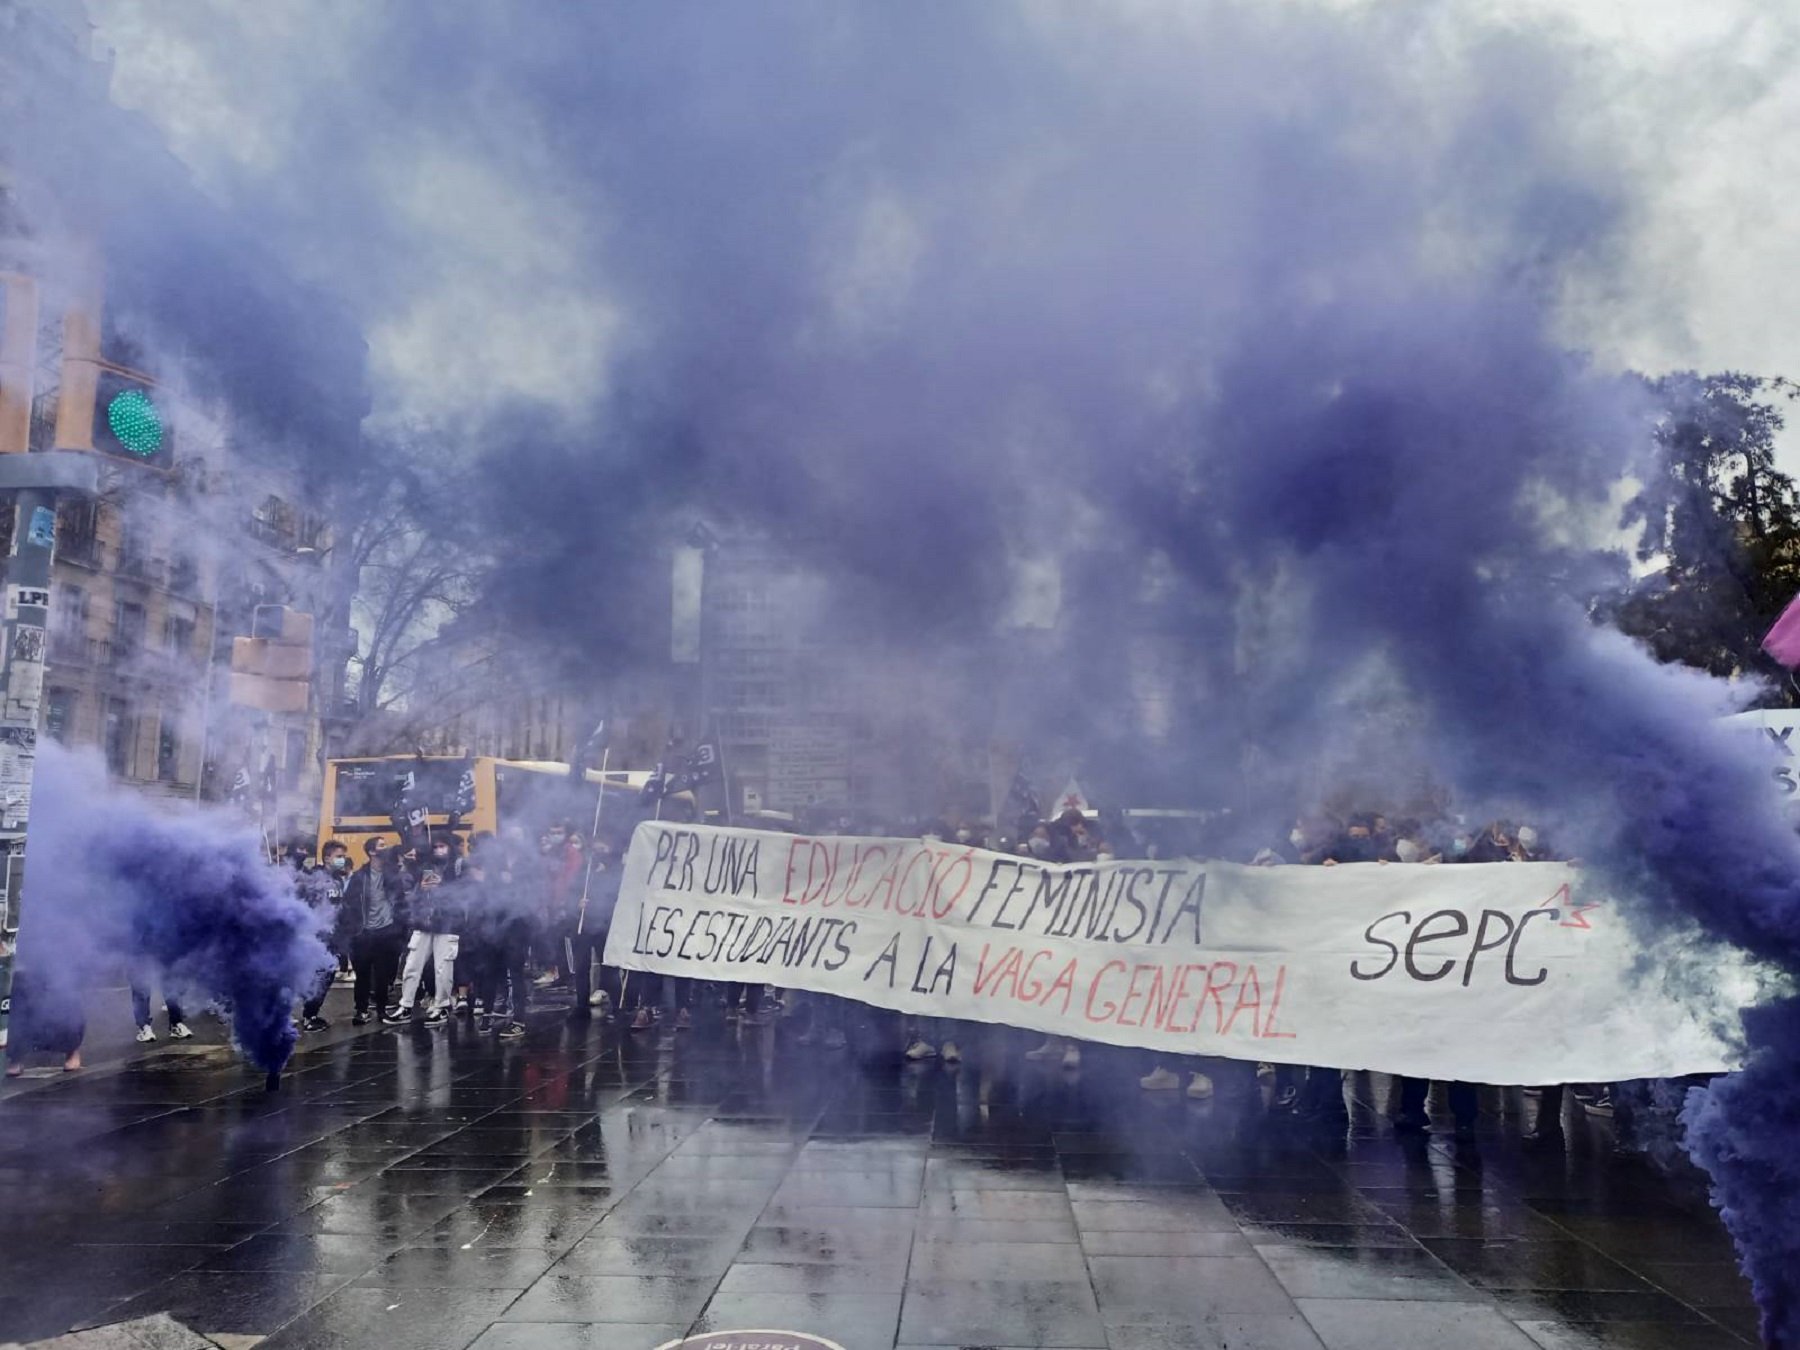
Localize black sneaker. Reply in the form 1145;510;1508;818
301;1016;330;1033
380;1009;410;1025
476;1014;494;1034
351;1011;372;1026
498;1021;526;1040
422;1008;448;1027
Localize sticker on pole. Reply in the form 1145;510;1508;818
25;508;54;550
656;1332;846;1350
4;586;49;620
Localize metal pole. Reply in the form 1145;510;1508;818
0;453;99;1056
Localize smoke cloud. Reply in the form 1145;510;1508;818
6;0;1800;1337
18;743;327;1074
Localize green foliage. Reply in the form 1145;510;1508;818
1609;372;1800;687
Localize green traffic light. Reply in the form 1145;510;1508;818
106;388;164;457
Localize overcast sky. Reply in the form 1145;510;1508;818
87;0;1800;464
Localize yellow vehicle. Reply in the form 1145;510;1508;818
317;755;651;866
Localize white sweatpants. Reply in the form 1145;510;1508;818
399;931;460;1012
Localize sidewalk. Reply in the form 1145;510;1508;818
0;1005;1760;1350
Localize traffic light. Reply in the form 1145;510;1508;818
93;368;172;464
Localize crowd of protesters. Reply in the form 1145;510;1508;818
74;793;1640;1146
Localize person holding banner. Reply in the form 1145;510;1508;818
568;835;623;1020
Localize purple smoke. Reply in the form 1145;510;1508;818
9;1;1800;1337
21;743;328;1075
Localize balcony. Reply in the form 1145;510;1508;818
246;515;299;553
58;534;104;570
48;627;90;665
117;554;167;587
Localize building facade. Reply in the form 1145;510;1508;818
1;0;363;844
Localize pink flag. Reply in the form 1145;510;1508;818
1764;593;1800;668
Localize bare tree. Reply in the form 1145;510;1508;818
316;427;496;755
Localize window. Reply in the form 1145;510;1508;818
169;553;199;594
113;601;146;655
53;585;87;635
45;688;76;743
104;698;132;774
157;719;180;782
251;495;295;550
164;615;195;658
56;501;102;566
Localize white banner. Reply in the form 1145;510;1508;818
1721;708;1800;799
605;822;1759;1084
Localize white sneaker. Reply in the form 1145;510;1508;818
1023;1039;1059;1061
1255;1062;1276;1081
588;990;608;1008
904;1038;938;1061
170;1023;194;1040
533;971;559;987
135;1024;156;1044
1061;1044;1082;1070
1140;1067;1181;1091
941;1041;962;1064
1187;1072;1215;1100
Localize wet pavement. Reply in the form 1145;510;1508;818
0;992;1759;1350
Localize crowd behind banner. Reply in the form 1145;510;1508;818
27;785;1702;1149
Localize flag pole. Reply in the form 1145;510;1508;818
574;747;610;937
715;721;733;827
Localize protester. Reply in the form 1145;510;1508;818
462;845;529;1039
567;834;621;1021
296;840;351;1033
345;836;406;1025
4;968;84;1075
1467;819;1516;863
392;832;465;1026
129;964;191;1043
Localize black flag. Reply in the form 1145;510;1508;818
392;760;429;835
1003;767;1041;824
569;718;609;779
228;764;253;814
664;732;722;796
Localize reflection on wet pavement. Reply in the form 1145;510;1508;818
0;1007;1759;1349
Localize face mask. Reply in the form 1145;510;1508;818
1289;828;1305;848
1096;851;1115;863
433;850;450;863
1516;827;1538;851
1450;836;1472;857
1395;839;1422;864
955;830;973;844
1028;836;1052;858
329;856;348;873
